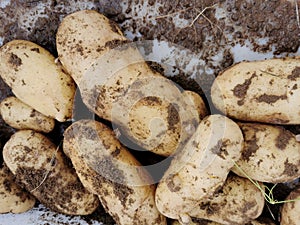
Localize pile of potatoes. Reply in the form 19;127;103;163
0;9;300;225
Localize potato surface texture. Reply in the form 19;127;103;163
0;96;55;133
232;123;300;183
3;130;99;215
189;175;265;225
0;40;75;122
0;166;36;214
155;115;243;221
63;119;167;225
57;10;199;156
211;57;300;124
280;187;300;225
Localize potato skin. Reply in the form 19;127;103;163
57;10;199;156
155;115;243;220
182;90;208;121
0;40;75;122
211;57;300;124
0;96;55;133
231;123;300;183
280;187;300;225
0;166;36;214
63;119;167;225
3;130;99;215
171;218;275;225
189;175;265;225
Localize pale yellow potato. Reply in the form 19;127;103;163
3;130;99;215
182;90;208;120
57;10;199;156
155;115;243;221
63;120;167;225
0;40;76;122
211;57;300;124
0;96;55;133
0;166;35;214
189;175;265;225
231;123;300;183
171;218;275;225
280;187;300;225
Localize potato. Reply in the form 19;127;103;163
0;96;55;133
0;166;35;214
231;123;300;183
57;10;199;156
211;57;300;124
182;90;208;120
171;218;275;225
280;187;300;225
0;40;76;122
63;119;167;225
155;115;243;221
188;175;265;225
3;130;99;215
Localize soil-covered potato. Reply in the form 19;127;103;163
63;119;167;225
0;40;76;122
231;123;300;183
155;115;243;222
57;10;199;156
0;96;55;133
211;57;300;124
0;166;36;214
188;175;265;225
280;187;300;225
3;130;99;215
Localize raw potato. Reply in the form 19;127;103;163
182;90;208;120
0;96;55;133
211;57;300;124
63;120;167;225
0;166;35;214
155;115;243;222
171;218;276;225
0;40;76;122
231;123;300;183
3;130;99;215
57;10;199;156
188;175;265;225
280;187;300;225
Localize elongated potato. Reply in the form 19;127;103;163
57;10;199;156
189;175;265;225
3;130;99;215
63;119;167;225
280;187;300;225
0;40;75;122
155;115;243;221
0;166;35;214
211;57;300;124
0;96;55;133
231;123;300;183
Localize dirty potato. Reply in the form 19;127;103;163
63;119;167;225
0;40;76;122
3;130;99;215
211;57;300;124
57;10;199;156
155;115;243;222
0;166;35;214
188;175;265;225
231;123;300;183
171;218;275;225
182;90;208;120
0;96;55;133
280;187;300;225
